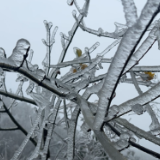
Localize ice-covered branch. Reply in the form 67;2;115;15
62;39;119;83
0;90;36;105
94;130;127;160
121;0;138;27
130;71;160;135
114;118;160;146
80;22;128;38
0;58;66;97
105;81;160;122
49;1;87;77
94;0;160;130
131;65;160;72
123;26;157;73
42;20;58;75
121;78;156;87
41;99;62;160
67;106;80;160
106;121;160;159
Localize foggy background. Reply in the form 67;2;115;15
0;0;160;159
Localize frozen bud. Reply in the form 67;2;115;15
42;39;49;46
98;28;103;35
72;10;77;18
73;47;82;57
43;20;48;25
131;104;144;115
48;22;53;29
67;0;74;5
121;74;127;82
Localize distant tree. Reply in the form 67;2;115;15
0;0;160;160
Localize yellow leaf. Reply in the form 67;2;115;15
76;49;82;57
80;64;88;70
144;72;155;80
73;68;77;73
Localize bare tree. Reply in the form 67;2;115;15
0;0;160;159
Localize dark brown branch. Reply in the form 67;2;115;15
0;127;18;131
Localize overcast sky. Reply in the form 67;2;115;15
0;0;160;159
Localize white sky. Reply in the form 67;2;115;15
0;0;160;159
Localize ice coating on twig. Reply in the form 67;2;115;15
80;21;128;38
124;26;157;73
105;80;160;122
94;0;160;130
115;118;160;146
121;0;138;27
130;70;160;135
